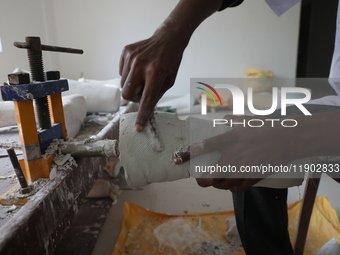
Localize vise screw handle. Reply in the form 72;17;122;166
13;37;83;130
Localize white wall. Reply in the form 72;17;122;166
0;0;53;83
50;0;178;80
0;0;301;97
50;0;301;96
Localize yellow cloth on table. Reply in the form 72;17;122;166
113;196;340;255
288;196;340;254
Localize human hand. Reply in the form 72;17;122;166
119;29;188;132
173;115;294;192
119;0;226;132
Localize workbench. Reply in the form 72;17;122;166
0;102;138;255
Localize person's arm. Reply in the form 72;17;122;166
120;0;238;132
173;111;340;192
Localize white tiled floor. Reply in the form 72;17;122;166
92;176;340;255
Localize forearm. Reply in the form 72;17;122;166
154;0;224;47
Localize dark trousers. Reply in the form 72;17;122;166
232;104;340;255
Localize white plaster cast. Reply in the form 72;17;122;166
78;77;120;87
62;94;87;138
0;94;87;138
119;112;304;190
119;112;229;190
64;79;121;113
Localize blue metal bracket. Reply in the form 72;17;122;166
1;79;69;101
38;123;63;154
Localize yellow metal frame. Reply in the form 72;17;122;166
13;92;67;183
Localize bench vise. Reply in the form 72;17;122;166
0;36;83;184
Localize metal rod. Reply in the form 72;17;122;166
41;45;83;54
14;42;83;54
6;148;28;189
59;140;119;157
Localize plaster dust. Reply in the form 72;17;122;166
153;218;241;255
5;178;49;200
0;178;49;225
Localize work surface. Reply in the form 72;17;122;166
0;103;138;255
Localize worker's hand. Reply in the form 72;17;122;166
119;0;225;132
172;115;294;193
119;28;188;132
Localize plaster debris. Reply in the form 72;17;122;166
154;218;242;255
15;178;49;199
44;139;78;171
6;205;16;213
8;174;18;184
224;216;242;249
0;204;21;219
87;180;121;204
193;240;240;255
154;218;210;254
104;157;122;178
44;138;64;156
52;154;77;171
0;176;7;180
2;178;48;201
7;174;16;179
50;166;57;179
191;217;243;255
54;153;72;166
314;238;340;255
